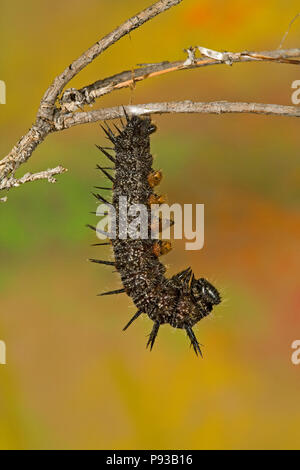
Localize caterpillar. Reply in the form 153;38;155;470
89;112;221;356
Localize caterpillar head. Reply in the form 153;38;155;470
170;269;221;305
191;276;221;306
168;269;221;328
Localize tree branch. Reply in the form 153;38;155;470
55;101;300;129
60;48;300;111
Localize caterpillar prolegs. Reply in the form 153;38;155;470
89;113;221;357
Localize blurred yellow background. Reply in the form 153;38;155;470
0;0;300;450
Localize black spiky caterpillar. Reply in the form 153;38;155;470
89;112;221;356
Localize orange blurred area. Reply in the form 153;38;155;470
0;0;300;450
184;1;254;31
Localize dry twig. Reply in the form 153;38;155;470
0;166;67;191
279;13;300;49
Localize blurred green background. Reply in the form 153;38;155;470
0;0;300;450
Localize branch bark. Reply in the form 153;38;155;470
55;101;300;129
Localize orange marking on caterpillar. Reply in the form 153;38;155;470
152;242;161;257
148;194;167;205
152;241;172;257
148;170;163;188
159;241;172;255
